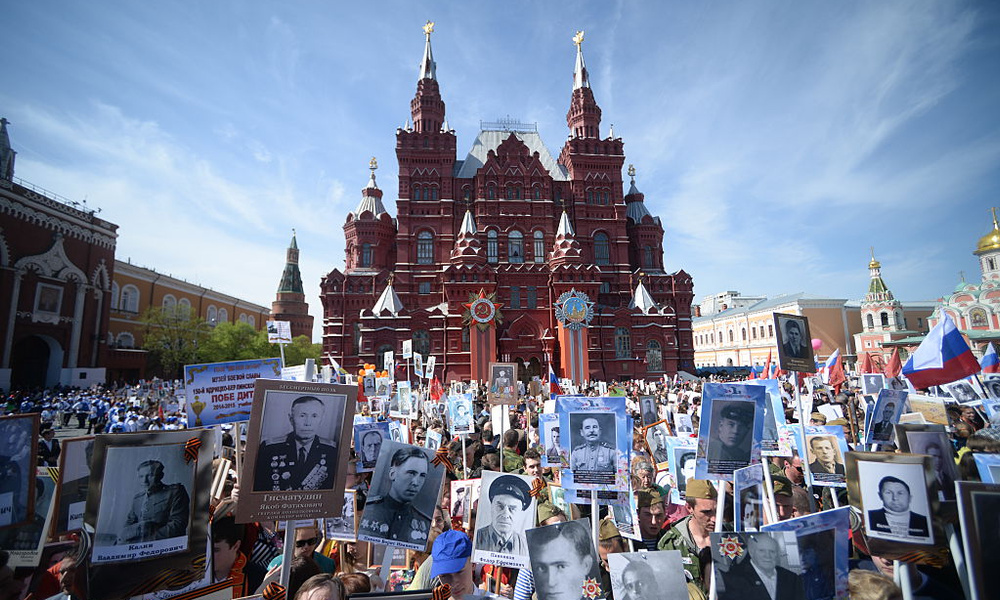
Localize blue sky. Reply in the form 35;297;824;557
3;1;999;339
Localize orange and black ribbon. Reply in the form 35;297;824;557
262;581;287;600
431;446;454;472
184;437;202;463
529;477;547;498
432;583;452;600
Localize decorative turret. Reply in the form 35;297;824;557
629;275;658;314
372;275;405;317
411;21;446;134
566;31;602;139
860;249;903;332
975;207;1000;282
451;210;486;264
624;164;652;224
354;157;388;217
548;211;583;266
0;117;15;181
865;248;894;303
344;159;396;272
277;231;303;295
272;230;314;341
624;165;665;271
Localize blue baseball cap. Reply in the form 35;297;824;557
430;530;472;579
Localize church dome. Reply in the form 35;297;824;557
975;208;999;255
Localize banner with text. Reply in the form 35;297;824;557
183;358;282;426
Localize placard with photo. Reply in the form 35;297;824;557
354;421;390;473
608;550;688;600
324;489;358;542
401;339;412;360
547;483;571;517
943;379;981;403
861;374;886;396
388;420;409;445
710;531;804;600
973;453;1000;484
773;312;815;372
473;471;536;569
390;381;413;419
424;430;442;452
638;396;659;428
237;379;356;523
448;392;475;435
733;464;765;532
358;440;445;551
904;394;949;425
425;356;436;379
763;506;851;600
413;352;424;379
956;481;1000;600
488;362;518;405
0;468;57;567
695;383;766;481
611;494;641;541
558;396;630;492
983;374;1000;399
673;412;694;435
526;520;602;600
52;435;94;537
375;376;392;397
744;378;787;456
864;388;908;446
450;478;480;530
645;422;671;468
669;439;698;503
804;426;849;488
847;451;936;548
0;413;38;530
539;413;563;468
894;424;958;502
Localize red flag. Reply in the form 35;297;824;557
883;349;902;378
430;376;444;401
859;352;875;374
762;350;772;380
828;351;847;393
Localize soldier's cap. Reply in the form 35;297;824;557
489;475;532;510
827;418;848;427
636;489;664;508
536;499;565;523
772;475;793;497
719;403;753;423
810;412;827;424
685;479;718;500
430;529;473;579
599;518;622;542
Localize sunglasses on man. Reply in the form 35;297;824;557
295;537;319;548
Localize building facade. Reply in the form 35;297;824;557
271;232;313;341
0;118;118;390
320;27;695;382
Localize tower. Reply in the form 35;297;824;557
624;165;665;272
272;231;314;341
860;249;904;333
975;207;1000;283
0;117;15;181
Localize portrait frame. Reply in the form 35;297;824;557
449;478;480;530
893;424;958;501
695;383;766;482
956;481;1000;600
0;413;38;530
559;396;630;492
763;506;851;600
744;378;787;456
413;352;424;379
424;430;442;452
487;362;519;405
354;421;391;474
51;435;95;537
861;374;886;396
710;531;804;600
357;440;446;552
670;439;698;503
803;426;849;488
611;493;641;541
237;379;356;524
448;392;475;435
33;282;64;321
773;312;815;372
638;396;659;428
0;467;57;568
733;464;765;532
972;453;1000;483
644;421;672;468
539;413;563;468
983;374;1000;400
942;379;981;403
525;520;602;600
673;412;694;436
324;489;358;542
608;550;688;600
472;471;537;569
863;388;908;446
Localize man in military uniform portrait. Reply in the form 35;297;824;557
646;424;670;465
118;459;191;543
571;415;616;473
474;474;533;555
640;397;659;428
358;445;441;550
359;430;383;470
706;401;753;465
253;395;337;492
451;397;473;433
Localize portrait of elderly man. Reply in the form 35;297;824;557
707;402;753;464
867;475;930;540
475;474;533;554
807;436;845;476
720;534;805;600
118;459;190;544
359;447;434;547
527;520;601;600
254;395;337;492
359;429;383;470
451;399;473;432
571;415;616;472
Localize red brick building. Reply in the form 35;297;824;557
320;28;694;382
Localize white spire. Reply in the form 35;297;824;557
459;210;477;235
629;279;658;314
373;279;404;316
367;157;379;190
419;21;437;81
556;210;576;237
572;30;590;90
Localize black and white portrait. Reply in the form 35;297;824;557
705;400;754;468
904;431;957;502
0;470;56;567
425;430;442;452
609;551;688;600
375;376;391;397
943;380;980;403
569;412;618;485
799;529;837;600
358;441;445;551
713;532;805;600
526;520;602;600
960;483;1000;599
674;412;694;434
866;392;905;445
0;414;37;529
639;396;659;428
362;375;376;397
450;479;478;524
774;313;815;372
448;393;475;435
252;391;345;492
325;490;357;542
673;447;697;499
414;352;424;378
806;434;846;486
473;471;536;568
861;374;886;396
540;413;563;467
645;423;670;466
92;445;193;563
489;363;518;404
858;461;933;545
354;421;389;473
984;375;1000;399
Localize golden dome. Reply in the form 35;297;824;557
868;247;880;269
975;207;1000;255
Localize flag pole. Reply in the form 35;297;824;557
794;379;818;512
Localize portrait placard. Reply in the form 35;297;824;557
358;440;445;551
763;507;851;600
894;424;958;501
733;464;765;532
773;312;815;372
943;379;981;403
803;426;849;488
558;396;629;492
425;356;436;379
32;282;63;323
424;430;442;451
413;352;424;379
324;490;358;542
0;468;57;567
669;439;698;503
390;381;413;419
237;379;356;523
0;413;38;530
695;383;766;481
710;531;804;600
52;435;94;536
673;412;694;435
473;471;536;569
450;478;480;530
354;421;390;473
611;494;641;541
864;388;908;446
846;451;937;549
383;350;395;377
608;551;688;600
265;320;292;344
448;393;475;435
539;413;563;468
638;396;659;428
956;481;1000;600
488;362;518;405
861;374;886;396
525;520;601;600
644;422;671;468
983;374;1000;399
974;453;1000;483
401;339;412;360
388;420;409;445
183;358;282;426
744;378;787;456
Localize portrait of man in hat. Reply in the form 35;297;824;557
253;395;338;492
118;459;191;544
707;401;753;464
474;472;535;561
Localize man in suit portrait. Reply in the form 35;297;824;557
475;475;531;554
867;476;930;540
721;534;805;600
118;459;190;543
780;319;806;359
571;416;615;472
870;402;897;442
807;436;844;476
545;426;563;462
37;427;61;467
254;395;337;492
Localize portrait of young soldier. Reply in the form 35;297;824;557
646;425;670;465
254;395;339;492
118;459;191;544
707;401;753;465
526;520;602;600
358;444;443;549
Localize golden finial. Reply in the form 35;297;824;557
993;206;998;229
627;164;636;179
868;247;880;270
423;21;434;38
388;272;395;286
573;30;585;48
369;157;378;172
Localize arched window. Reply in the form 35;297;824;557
177;298;192;318
239;314;248;324
594;232;610;265
487;184;496;199
532;185;541;200
487;230;499;263
646;340;662;372
412;184;420;199
615;327;631;359
247;315;255;328
741;328;747;341
417;231;434;264
116;332;135;349
866;314;874;329
752;328;757;340
430;187;438;201
413;330;431;357
533;231;545;263
162;294;177;311
508;231;524;263
361;243;373;267
970;308;988;328
462;186;472;201
880;312;889;327
207;305;218;325
218;308;228;323
643;246;654;268
111;282;119;310
587;190;594;204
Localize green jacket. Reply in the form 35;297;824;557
656;515;724;591
502;448;524;472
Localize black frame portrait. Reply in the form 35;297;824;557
956;481;1000;600
638;396;659;428
773;312;815;372
0;413;38;531
52;435;94;537
893;424;958;502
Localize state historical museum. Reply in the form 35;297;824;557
320;26;694;382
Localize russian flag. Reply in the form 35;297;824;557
821;349;840;384
982;342;999;374
548;365;563;396
902;313;981;389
